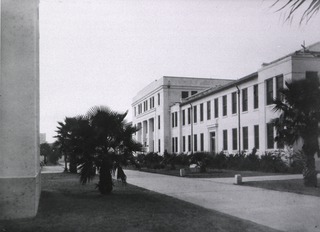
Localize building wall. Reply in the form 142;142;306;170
0;0;40;219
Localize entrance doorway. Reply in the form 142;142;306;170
210;132;216;153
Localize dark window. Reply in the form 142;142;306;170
194;134;198;152
172;113;174;128
188;135;191;152
194;105;197;123
172;137;175;153
242;88;248;112
306;71;318;82
200;103;204;121
254;125;259;149
223;130;228;150
158;115;160;129
232;128;237;150
188;108;191;124
214;98;219;118
181;91;189;99
207;101;211;120
183;136;186;152
232;92;237;114
254;84;259;109
174;112;178;127
182;110;185;126
158;139;161;153
267;123;274;149
191;91;198;95
223;95;227;116
175;137;178;153
158;93;160;105
200;133;204;151
243;127;248;150
266;78;273;105
276;75;284;99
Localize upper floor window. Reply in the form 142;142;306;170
232;92;237;114
181;91;189;99
200;103;204;121
150;97;155;109
276;75;284;100
242;88;248;112
191;91;198;96
253;84;259;109
207;101;211;120
182;110;185;126
266;78;274;105
193;105;197;123
158;93;160;106
188;108;191;124
214;98;219;118
222;95;227;116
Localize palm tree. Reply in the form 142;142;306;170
272;0;320;23
76;106;142;194
272;78;320;187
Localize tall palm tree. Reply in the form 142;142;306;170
272;78;320;187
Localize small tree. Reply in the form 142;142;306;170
272;78;320;187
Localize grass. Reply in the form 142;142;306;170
0;173;280;232
244;178;320;197
139;167;285;178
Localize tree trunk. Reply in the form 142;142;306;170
69;154;78;173
64;153;68;172
98;161;113;194
303;153;318;187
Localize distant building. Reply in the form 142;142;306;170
40;133;47;144
132;42;320;157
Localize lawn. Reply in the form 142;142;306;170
0;173;280;232
244;178;320;197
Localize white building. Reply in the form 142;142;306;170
132;42;320;156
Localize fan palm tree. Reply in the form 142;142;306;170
272;78;320;187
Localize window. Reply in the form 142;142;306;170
150;97;154;109
158;139;161;152
175;137;178;153
172;113;174;128
223;95;227;116
194;134;198;152
191;91;198;95
253;84;259;109
207;101;211;120
194;105;197;123
232;92;237;114
181;91;189;99
276;75;284;99
175;112;178;127
242;88;248;112
172;137;175;153
182;110;185;126
200;103;204;121
158;93;160;105
158;115;160;129
254;125;259;149
306;71;318;82
183;136;186;152
188;135;191;152
232;128;237;150
243;127;248;150
188;108;191;124
266;78;273;105
200;133;204;151
267;123;274;149
223;130;228;150
214;98;219;118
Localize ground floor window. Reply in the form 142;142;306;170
223;130;228;150
267;123;274;149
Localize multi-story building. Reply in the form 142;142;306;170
132;42;320;156
132;76;233;153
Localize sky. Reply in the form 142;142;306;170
39;0;320;143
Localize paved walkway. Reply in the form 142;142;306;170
125;170;320;232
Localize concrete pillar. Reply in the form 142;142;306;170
0;0;40;219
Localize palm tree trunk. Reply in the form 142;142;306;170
98;160;113;194
64;152;68;172
303;151;318;187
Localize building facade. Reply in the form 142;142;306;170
132;42;320;156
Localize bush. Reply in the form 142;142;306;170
260;152;288;173
189;152;215;173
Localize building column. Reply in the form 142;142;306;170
0;0;40;219
148;118;154;152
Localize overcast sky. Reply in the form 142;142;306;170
40;0;320;143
